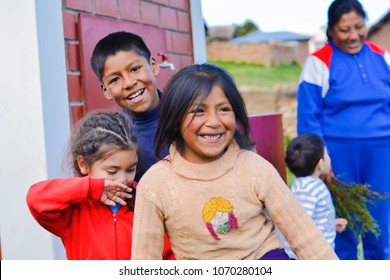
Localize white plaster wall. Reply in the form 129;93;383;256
0;0;69;259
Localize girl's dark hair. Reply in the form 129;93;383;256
90;31;151;83
285;134;325;177
155;63;252;159
69;110;138;209
326;0;367;41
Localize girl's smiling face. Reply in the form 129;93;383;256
180;85;236;164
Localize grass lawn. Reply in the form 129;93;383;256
208;60;302;92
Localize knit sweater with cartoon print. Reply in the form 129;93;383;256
131;140;337;260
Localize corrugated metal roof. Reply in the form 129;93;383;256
232;31;312;44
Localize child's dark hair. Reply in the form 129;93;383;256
327;0;367;41
155;63;252;159
70;111;138;209
285;134;325;177
90;31;151;83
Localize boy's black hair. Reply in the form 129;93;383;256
154;63;252;159
90;31;152;83
326;0;367;41
285;133;325;177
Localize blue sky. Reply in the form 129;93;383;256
201;0;390;35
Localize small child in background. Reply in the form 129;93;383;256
26;111;174;260
131;63;338;260
281;133;348;259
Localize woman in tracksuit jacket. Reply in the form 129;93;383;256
297;0;390;260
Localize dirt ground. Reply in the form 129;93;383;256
240;88;298;138
241;90;278;115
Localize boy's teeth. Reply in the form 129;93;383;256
129;89;143;99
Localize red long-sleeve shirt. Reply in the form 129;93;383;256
26;176;174;260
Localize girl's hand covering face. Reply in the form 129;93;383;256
101;180;133;206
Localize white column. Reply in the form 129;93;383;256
190;0;207;63
0;0;69;259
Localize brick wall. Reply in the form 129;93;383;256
62;0;193;125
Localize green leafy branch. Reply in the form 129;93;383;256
329;177;390;240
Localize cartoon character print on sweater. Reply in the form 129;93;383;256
202;197;238;240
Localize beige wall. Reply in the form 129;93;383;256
207;41;309;65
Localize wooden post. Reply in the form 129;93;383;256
248;113;287;183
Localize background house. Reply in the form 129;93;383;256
0;0;206;260
207;27;311;65
367;9;390;51
207;25;236;42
